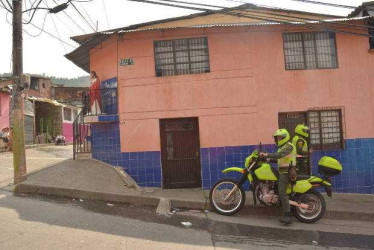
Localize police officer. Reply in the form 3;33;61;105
292;124;310;175
260;128;296;225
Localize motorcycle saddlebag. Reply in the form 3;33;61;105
318;156;342;176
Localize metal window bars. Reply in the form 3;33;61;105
307;107;345;150
283;32;338;70
154;37;210;77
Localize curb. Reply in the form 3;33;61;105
14;183;374;222
15;183;160;207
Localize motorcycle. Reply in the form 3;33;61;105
209;147;342;223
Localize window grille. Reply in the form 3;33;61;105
154;37;210;77
283;32;338;70
308;109;343;150
368;21;374;50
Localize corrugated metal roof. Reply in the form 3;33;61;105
108;16;371;34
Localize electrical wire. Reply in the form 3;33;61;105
52;0;87;33
43;0;67;52
124;0;374;35
70;2;96;31
77;1;97;30
125;0;210;11
23;0;43;24
156;0;223;9
4;10;77;48
101;0;110;29
0;0;12;12
289;0;356;9
49;14;67;52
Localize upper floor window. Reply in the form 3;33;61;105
30;77;39;90
154;37;210;77
283;32;338;70
368;21;374;50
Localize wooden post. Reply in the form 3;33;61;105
11;0;27;183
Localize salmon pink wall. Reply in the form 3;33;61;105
91;25;374;152
0;92;10;129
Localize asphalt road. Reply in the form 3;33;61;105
0;145;72;187
0;190;372;250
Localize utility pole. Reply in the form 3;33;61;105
11;0;27;184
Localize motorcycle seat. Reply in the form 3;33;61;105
296;175;311;181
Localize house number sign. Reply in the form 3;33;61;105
120;58;134;66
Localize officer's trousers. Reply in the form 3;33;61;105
278;173;290;213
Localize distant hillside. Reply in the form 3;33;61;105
50;76;90;87
0;73;90;87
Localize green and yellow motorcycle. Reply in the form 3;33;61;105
209;148;342;223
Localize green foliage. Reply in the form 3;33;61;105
49;76;90;87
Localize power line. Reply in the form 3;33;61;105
101;0;110;29
70;2;96;31
43;0;67;52
157;0;223;9
77;1;97;30
289;0;356;9
52;0;87;33
0;0;11;12
3;8;76;48
49;14;67;52
125;0;211;11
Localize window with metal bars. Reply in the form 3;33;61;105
308;109;343;150
368;21;374;50
283;32;338;70
154;37;210;77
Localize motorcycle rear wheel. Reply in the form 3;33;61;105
292;189;326;223
209;178;246;216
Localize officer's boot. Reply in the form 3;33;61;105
279;212;293;225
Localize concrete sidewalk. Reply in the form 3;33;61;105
13;159;374;222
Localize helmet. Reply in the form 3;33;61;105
295;124;310;138
273;128;290;147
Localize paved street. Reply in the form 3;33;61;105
0;190;373;250
0;145;72;187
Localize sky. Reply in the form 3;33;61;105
0;0;367;78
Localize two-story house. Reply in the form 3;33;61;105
66;4;374;193
0;75;81;145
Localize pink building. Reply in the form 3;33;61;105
66;4;374;193
0;90;10;130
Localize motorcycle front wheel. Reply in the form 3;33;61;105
292;189;326;223
209;178;245;216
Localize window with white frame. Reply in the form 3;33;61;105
283;32;338;70
308;109;343;150
279;108;344;150
154;37;210;77
63;107;72;121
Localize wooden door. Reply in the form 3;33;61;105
278;112;307;138
160;118;201;189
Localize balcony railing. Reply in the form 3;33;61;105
82;88;118;116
